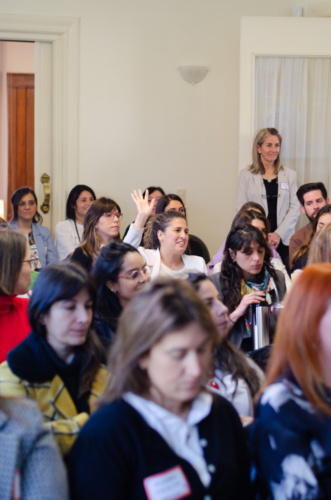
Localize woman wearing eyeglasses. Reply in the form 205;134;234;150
236;128;300;266
9;186;58;269
0;230;34;362
93;241;151;346
71;190;154;272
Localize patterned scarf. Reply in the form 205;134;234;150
241;270;276;338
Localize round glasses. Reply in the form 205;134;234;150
117;265;152;281
102;212;123;220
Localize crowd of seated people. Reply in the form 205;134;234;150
2;127;331;498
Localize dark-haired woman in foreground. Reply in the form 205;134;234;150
252;264;331;499
56;184;96;260
211;224;285;351
9;186;58;268
93;241;151;344
69;279;252;499
0;263;108;456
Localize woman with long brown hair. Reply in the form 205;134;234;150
71;190;154;272
252;264;331;499
69;279;251;499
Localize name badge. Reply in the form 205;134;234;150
280;182;289;191
143;466;191;500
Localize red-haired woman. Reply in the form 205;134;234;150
251;263;331;499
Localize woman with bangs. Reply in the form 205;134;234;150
71;190;154;272
251;264;331;500
211;224;286;351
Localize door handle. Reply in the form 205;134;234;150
40;173;51;214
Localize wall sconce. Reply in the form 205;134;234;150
0;200;4;219
177;66;208;85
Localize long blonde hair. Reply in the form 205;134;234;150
249;127;283;175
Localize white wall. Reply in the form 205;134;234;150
0;0;310;255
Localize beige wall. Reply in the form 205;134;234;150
0;0;325;255
5;41;34;74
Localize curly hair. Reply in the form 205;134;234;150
221;224;277;312
143;211;186;249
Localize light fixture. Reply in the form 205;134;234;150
177;66;208;85
0;200;4;219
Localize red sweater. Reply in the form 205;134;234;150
0;295;31;363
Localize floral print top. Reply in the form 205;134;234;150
27;231;42;270
251;374;331;500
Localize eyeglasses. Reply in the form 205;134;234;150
19;200;36;207
23;257;39;268
102;212;123;220
118;265;152;281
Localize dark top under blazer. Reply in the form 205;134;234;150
210;269;286;348
71;247;93;272
69;395;253;500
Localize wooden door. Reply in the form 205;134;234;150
7;73;34;217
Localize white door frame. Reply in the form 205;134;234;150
239;16;331;172
0;14;79;232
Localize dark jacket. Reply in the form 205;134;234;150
69;395;252;500
251;374;331;499
71;247;93;272
210;269;286;348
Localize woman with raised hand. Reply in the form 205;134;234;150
0;263;108;456
0;230;34;362
213;210;291;290
71;189;154;272
9;186;58;268
93;241;151;346
252;264;331;499
69;279;252;499
56;184;96;260
139;211;207;279
189;273;263;418
211;224;286;351
237;128;300;266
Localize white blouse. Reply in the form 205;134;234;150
56;219;84;260
123;391;213;487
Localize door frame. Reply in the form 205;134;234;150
0;14;79;233
239;16;331;173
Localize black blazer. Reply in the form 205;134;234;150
69;395;253;500
210;269;286;349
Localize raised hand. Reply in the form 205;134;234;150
131;189;155;229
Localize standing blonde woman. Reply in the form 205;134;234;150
236;128;300;265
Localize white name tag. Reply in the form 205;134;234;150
143;466;191;500
280;182;289;191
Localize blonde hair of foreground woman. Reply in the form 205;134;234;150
307;224;331;265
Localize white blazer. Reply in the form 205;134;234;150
236;166;300;245
138;248;207;280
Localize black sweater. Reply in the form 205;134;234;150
69;395;253;499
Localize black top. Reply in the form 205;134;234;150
263;177;278;233
251;372;331;499
71;247;93;272
69;396;253;500
290;252;308;274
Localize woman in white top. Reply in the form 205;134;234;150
56;185;96;260
139;211;207;279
